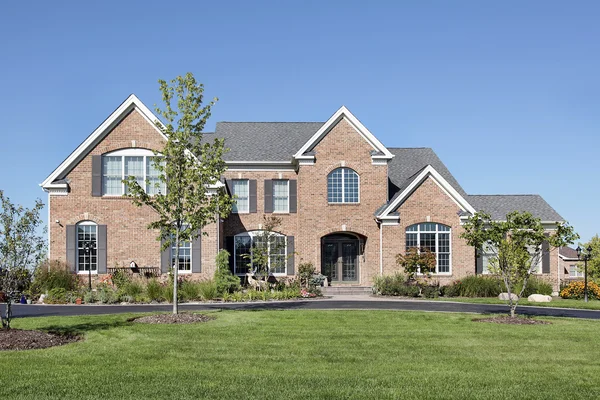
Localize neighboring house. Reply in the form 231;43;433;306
559;246;583;281
40;95;567;291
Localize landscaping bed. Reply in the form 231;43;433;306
0;329;80;351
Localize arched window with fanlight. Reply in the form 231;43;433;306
327;167;359;203
405;223;451;274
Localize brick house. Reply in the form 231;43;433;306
40;95;567;291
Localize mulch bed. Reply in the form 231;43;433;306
473;315;551;325
0;329;81;351
131;313;215;324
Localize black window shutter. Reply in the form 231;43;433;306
476;251;483;274
225;179;233;195
160;238;171;273
192;233;202;273
92;155;102;197
66;225;77;272
225;236;235;273
289;180;297;213
542;234;550;274
287;236;295;275
264;180;273;213
97;225;107;274
249;179;257;213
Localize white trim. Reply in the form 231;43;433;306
231;179;250;214
104;148;156;157
272;179;290;214
297;159;315;166
227;161;292;165
327;167;360;204
406;223;452;275
40;94;166;190
377;165;476;218
293;106;394;160
47;193;51;261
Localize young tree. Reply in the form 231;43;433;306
125;73;232;314
461;211;578;317
578;235;599;279
0;191;45;328
396;247;436;281
243;215;286;289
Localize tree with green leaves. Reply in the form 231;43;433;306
0;191;45;328
461;211;578;317
243;215;286;289
578;235;599;280
396;247;436;281
125;73;233;314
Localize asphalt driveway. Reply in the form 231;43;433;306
6;297;600;319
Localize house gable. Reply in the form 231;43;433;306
293;106;394;165
40;94;165;193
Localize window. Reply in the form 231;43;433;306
234;232;287;275
482;244;543;274
101;149;165;196
569;264;584;278
405;223;451;274
77;221;97;273
327;168;359;203
232;180;249;213
273;180;289;213
171;239;192;273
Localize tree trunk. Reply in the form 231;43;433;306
2;300;12;329
173;230;179;315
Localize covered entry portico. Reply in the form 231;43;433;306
321;233;365;284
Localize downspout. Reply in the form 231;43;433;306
47;192;51;267
376;219;383;276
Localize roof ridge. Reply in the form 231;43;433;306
469;194;542;197
217;121;324;124
387;147;431;150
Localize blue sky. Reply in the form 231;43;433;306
0;1;598;244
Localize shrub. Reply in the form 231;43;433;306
214;250;241;295
421;284;439;298
456;275;503;298
560;281;600;300
83;290;97;304
121;281;144;299
518;276;553;297
111;269;131;289
146;279;163;302
298;262;316;288
97;286;119;304
198;280;217;301
30;260;79;299
180;280;201;301
45;287;68;304
441;281;461;297
372;273;407;296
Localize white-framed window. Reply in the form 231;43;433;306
405;223;451;274
77;221;97;274
101;149;165;196
528;245;543;274
273;180;289;213
327;167;359;203
232;179;249;213
233;231;287;276
569;264;584;278
171;239;192;273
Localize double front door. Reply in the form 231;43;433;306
321;235;359;283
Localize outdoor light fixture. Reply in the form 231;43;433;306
576;245;594;302
84;240;96;291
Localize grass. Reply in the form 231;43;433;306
2;310;600;399
427;296;600;310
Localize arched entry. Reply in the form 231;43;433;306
321;233;363;283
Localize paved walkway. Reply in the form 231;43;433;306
6;295;600;320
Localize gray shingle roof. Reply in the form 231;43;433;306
560;246;579;259
468;195;564;222
206;122;323;161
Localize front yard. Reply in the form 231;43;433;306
1;310;599;399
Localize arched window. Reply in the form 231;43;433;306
77;221;97;273
327;167;359;203
405;223;451;274
234;231;287;276
101;148;165;196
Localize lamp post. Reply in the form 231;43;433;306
84;240;96;291
576;245;593;303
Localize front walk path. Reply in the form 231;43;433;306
7;295;600;320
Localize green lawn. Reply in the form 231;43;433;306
2;310;599;399
426;296;600;310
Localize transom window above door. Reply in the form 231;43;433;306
327;167;359;203
101;149;165;196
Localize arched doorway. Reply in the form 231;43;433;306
321;233;363;283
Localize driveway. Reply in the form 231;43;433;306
6;296;600;319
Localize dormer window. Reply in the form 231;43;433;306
327;167;359;203
101;149;165;196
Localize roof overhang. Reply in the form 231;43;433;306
377;164;476;220
293;106;394;163
40;94;166;190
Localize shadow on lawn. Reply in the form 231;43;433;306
38;319;132;336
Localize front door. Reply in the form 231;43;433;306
321;235;359;283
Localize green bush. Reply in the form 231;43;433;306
456;275;503;297
111;269;131;289
373;273;407;296
45;287;68;304
83;290;97;304
146;279;163;302
421;285;439;298
179;280;200;301
198;280;217;301
30;260;79;299
440;282;461;297
214;250;241;295
121;281;144;299
517;276;553;297
98;286;119;304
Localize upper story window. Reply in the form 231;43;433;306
77;221;97;274
232;179;249;213
102;149;165;196
272;180;289;213
327;167;359;203
406;223;451;274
